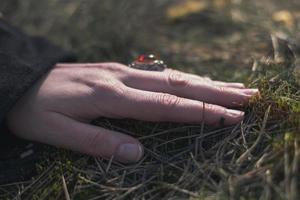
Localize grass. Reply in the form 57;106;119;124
0;0;299;199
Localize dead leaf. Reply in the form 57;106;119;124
166;0;207;20
272;10;295;29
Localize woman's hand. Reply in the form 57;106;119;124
6;63;258;163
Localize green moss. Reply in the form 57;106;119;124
1;0;300;199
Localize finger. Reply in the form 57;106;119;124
124;69;258;107
185;74;245;89
201;76;245;88
212;80;245;88
37;112;143;163
115;87;244;126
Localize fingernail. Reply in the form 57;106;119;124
226;109;244;117
242;89;259;95
116;143;143;163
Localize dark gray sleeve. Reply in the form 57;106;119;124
0;19;76;124
0;20;77;183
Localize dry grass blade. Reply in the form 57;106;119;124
1;0;300;199
290;139;299;200
160;182;199;198
62;175;71;200
236;105;271;164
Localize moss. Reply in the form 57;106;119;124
1;0;300;199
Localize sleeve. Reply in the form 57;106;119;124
0;19;77;178
0;19;77;125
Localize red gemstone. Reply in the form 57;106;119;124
137;55;145;62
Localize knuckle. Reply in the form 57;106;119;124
204;103;224;114
167;70;189;88
91;78;125;98
157;93;180;108
112;84;127;98
107;82;126;98
102;62;127;72
216;86;227;94
204;103;217;113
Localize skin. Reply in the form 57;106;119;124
6;62;259;163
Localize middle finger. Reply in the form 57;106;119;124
124;69;258;108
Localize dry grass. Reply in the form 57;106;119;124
0;0;299;199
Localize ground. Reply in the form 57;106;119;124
0;0;299;199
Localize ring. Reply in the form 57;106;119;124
129;54;167;71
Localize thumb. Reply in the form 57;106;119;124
40;113;144;163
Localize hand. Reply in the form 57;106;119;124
6;63;258;163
